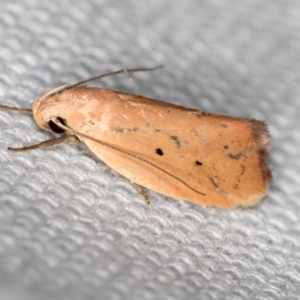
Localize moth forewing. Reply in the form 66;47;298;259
0;67;271;208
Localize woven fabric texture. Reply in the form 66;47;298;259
0;1;299;299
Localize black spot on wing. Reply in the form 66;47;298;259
156;148;163;156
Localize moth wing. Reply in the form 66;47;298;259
65;89;270;208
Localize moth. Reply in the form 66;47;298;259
0;66;271;208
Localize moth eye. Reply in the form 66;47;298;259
48;117;66;133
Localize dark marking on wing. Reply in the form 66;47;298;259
195;111;210;119
170;135;181;148
234;165;246;190
209;176;229;197
209;176;219;189
195;160;202;166
156;148;164;156
111;126;125;133
111;126;139;133
240;165;246;175
220;123;228;128
228;151;246;160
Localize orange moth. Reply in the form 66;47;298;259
0;66;271;208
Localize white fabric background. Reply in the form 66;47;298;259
0;1;299;299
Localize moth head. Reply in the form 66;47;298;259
32;84;68;132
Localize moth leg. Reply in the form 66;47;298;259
63;135;84;147
133;183;150;205
8;135;82;152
